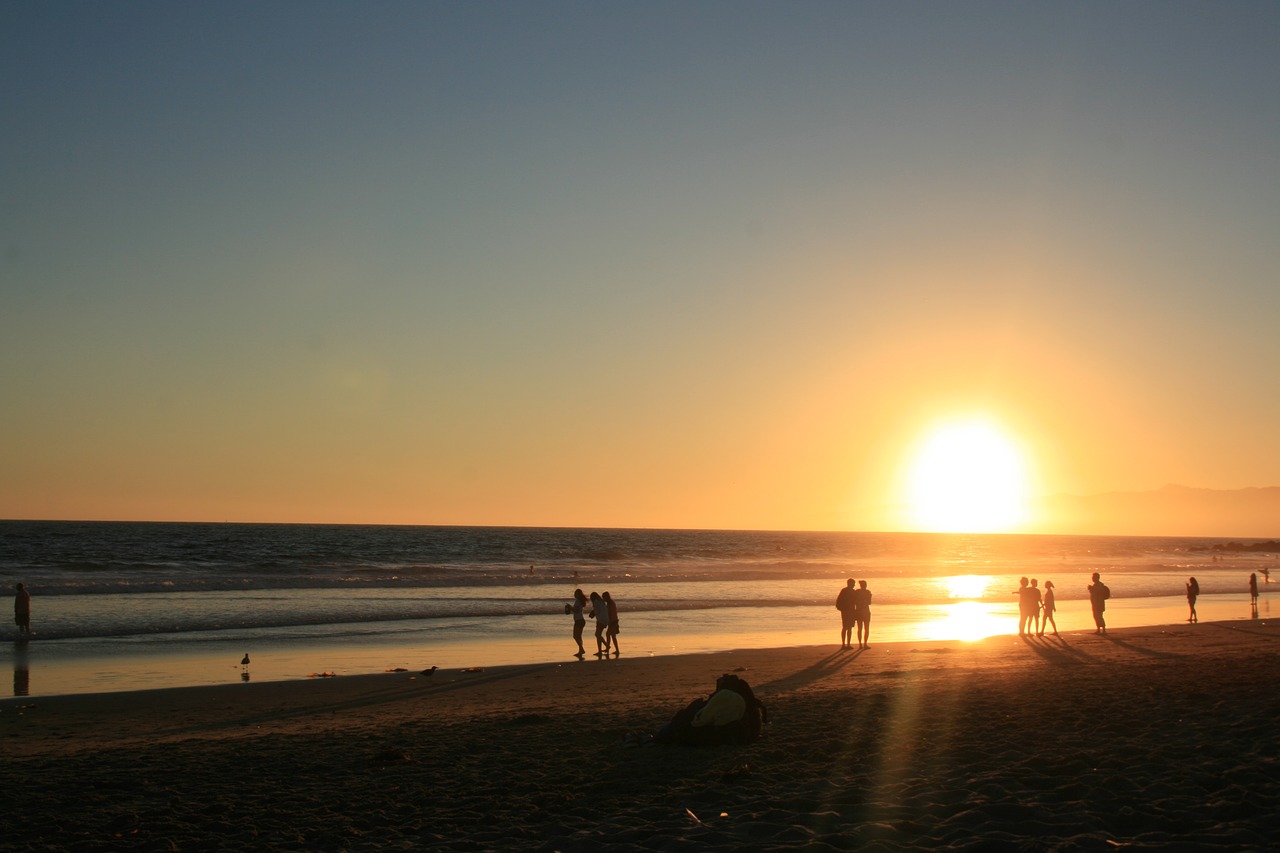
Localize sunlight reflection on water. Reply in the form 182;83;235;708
918;600;1015;641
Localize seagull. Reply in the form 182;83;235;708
241;653;250;668
421;666;438;677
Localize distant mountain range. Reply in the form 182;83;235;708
1032;484;1280;538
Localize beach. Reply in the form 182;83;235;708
3;619;1277;851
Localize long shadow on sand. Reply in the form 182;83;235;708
1102;634;1183;659
757;648;863;694
1021;634;1095;665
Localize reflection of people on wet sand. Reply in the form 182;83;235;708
836;579;857;650
852;580;872;650
1088;572;1110;635
14;583;31;636
1039;580;1058;637
1186;576;1200;623
570;589;587;658
603;591;620;656
1249;573;1259;606
589;592;609;657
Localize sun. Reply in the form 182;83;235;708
904;418;1031;533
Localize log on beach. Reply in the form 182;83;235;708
2;621;1279;851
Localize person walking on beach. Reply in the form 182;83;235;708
602;591;620;656
14;583;31;636
1040;580;1058;637
1249;573;1259;606
570;588;588;658
1186;576;1200;623
589;592;609;657
1088;572;1110;634
852;580;872;650
1029;579;1044;635
836;579;857;649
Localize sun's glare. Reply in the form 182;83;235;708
918;601;1012;642
942;574;993;600
905;419;1030;533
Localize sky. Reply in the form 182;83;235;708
2;1;1279;533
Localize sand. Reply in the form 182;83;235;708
2;620;1278;852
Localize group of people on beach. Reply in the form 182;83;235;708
1021;572;1111;636
568;588;619;658
1015;576;1062;637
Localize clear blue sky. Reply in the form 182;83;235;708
3;2;1278;531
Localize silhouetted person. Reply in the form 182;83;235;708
1040;580;1058;637
14;583;31;636
570;588;587;658
836;579;857;649
1088;572;1110;634
1186;576;1200;623
852;580;872;649
603;591;620;656
1249;573;1259;606
1030;579;1044;635
1015;576;1033;636
1262;568;1270;584
589;591;609;657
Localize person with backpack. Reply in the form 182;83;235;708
1088;572;1110;635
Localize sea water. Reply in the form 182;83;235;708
2;521;1275;697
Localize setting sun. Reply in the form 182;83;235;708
905;419;1031;533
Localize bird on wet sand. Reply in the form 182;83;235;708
421;666;438;677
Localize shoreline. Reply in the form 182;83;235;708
3;619;1278;850
4;590;1272;699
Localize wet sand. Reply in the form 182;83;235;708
3;619;1278;851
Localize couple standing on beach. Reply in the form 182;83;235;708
835;579;872;650
569;588;619;658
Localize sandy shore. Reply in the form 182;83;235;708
3;620;1278;851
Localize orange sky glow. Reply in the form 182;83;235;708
3;4;1279;537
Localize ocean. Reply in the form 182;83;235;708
2;521;1275;697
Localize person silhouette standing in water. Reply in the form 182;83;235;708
1088;572;1110;635
836;579;857;650
1040;580;1058;637
1249;573;1259;606
570;588;588;658
14;583;31;636
852;580;872;650
1186;576;1200;623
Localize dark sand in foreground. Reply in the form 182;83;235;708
3;620;1278;851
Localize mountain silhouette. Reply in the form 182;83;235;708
1032;484;1280;537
